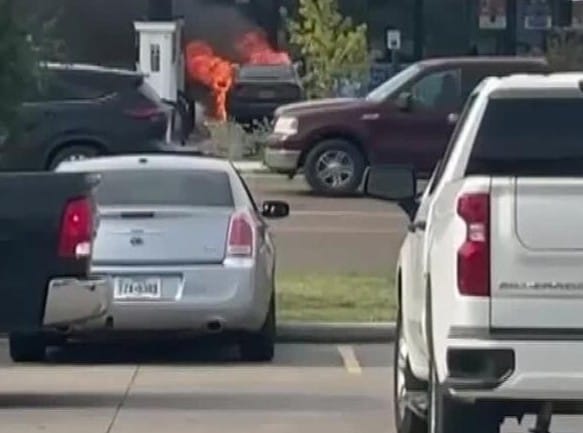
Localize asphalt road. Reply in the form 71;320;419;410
244;175;409;274
0;341;580;433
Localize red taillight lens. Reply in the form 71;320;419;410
124;106;165;119
457;193;490;297
58;197;94;259
227;212;254;258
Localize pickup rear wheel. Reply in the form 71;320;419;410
304;139;365;196
9;333;47;363
394;309;426;433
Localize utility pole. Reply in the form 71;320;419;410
148;0;173;21
505;0;517;55
413;0;425;60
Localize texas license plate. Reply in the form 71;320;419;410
115;277;162;300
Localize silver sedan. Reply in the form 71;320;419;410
55;154;289;361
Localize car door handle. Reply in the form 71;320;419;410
408;220;427;233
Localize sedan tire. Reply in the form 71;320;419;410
240;296;276;362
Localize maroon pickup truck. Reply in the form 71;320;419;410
264;56;550;195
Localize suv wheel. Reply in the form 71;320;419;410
9;332;47;363
48;144;99;170
394;309;426;433
240;296;276;363
428;363;501;433
304;139;365;196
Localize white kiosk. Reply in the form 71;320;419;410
134;19;185;103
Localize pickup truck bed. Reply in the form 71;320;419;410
0;172;109;331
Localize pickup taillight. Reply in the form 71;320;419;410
58;196;94;259
457;192;490;297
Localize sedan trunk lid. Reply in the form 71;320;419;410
93;206;231;266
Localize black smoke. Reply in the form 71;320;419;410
14;0;278;68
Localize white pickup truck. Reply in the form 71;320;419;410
366;73;583;433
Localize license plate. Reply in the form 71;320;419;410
258;90;276;99
115;277;162;300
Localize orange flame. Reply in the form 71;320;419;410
185;30;291;122
185;41;233;121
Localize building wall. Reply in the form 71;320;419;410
15;0;574;69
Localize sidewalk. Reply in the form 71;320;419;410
232;160;270;174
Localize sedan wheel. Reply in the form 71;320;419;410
240;295;276;363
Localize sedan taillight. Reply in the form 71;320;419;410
226;211;255;258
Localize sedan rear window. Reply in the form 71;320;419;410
467;98;583;176
95;169;234;207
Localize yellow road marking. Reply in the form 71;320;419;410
337;345;362;375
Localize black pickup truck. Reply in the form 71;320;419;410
0;172;110;361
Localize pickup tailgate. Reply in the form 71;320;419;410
490;178;583;331
0;173;97;330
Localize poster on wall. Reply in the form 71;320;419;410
479;0;507;29
572;0;583;29
524;0;552;30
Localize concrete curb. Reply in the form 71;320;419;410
276;322;396;343
0;323;396;344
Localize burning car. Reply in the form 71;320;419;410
184;30;301;125
227;63;305;126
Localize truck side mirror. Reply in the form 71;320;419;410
365;164;417;202
395;92;413;112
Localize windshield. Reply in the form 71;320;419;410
468;97;583;176
95;169;234;207
365;64;421;102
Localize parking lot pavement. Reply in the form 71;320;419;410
0;340;580;433
0;341;392;433
243;175;408;274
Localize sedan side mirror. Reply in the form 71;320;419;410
365;165;417;202
395;92;413;112
261;200;290;219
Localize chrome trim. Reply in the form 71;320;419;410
43;277;112;326
264;148;301;171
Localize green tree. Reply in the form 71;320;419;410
288;0;369;98
0;0;65;134
0;0;36;132
546;28;583;72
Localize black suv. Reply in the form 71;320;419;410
1;63;171;171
